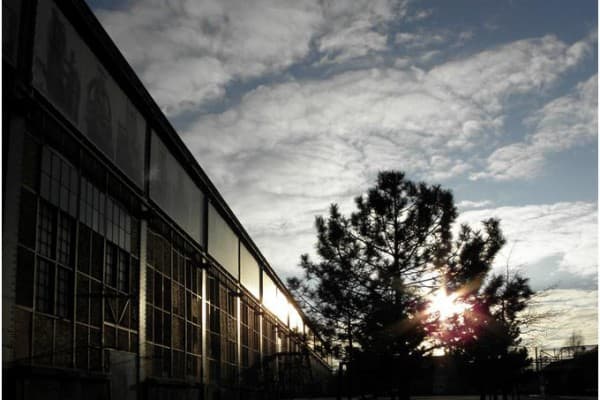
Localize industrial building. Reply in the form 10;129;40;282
2;0;332;398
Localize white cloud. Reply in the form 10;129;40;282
429;35;594;114
173;33;595;277
521;289;597;348
316;0;403;63
471;142;547;181
395;32;446;48
89;2;597;351
457;200;494;209
528;74;597;150
473;74;598;181
394;29;473;51
94;0;414;115
406;9;433;22
96;0;322;115
183;34;592;193
458;202;598;277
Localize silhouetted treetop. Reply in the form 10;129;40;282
288;170;458;363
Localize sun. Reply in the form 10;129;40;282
427;288;469;321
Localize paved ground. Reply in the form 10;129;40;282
290;396;597;400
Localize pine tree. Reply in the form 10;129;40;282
288;171;457;398
441;222;534;400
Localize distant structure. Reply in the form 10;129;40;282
536;345;598;397
2;1;331;399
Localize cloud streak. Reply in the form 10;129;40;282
458;202;598;278
95;0;421;115
179;35;594;239
90;1;597;348
522;289;597;348
473;74;598;181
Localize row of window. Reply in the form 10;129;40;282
14;142;325;376
145;228;204;381
15;142;141;371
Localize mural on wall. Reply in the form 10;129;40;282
117;102;141;185
85;66;112;156
32;0;145;188
43;8;81;122
150;131;204;244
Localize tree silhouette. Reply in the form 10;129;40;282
439;222;534;399
289;171;534;399
288;171;457;398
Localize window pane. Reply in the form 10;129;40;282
105;244;117;287
40;173;50;199
154;271;162;308
117;250;129;293
149;131;204;243
207;204;238;278
57;213;73;266
240;244;260;299
56;267;72;318
51;153;60;179
36;259;54;314
37;202;55;258
18;189;38;249
16;247;35;307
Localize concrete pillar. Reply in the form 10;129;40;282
201;265;208;395
2;115;25;364
138;217;148;392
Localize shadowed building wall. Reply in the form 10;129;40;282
2;0;332;399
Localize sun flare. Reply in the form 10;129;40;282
428;289;469;321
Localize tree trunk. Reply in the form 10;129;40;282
347;322;353;400
336;364;342;400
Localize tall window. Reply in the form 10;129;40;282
36;259;54;314
146;228;203;381
106;197;131;252
206;269;237;385
56;267;71;318
57;213;73;266
16;142;142;371
35;150;77;320
105;244;117;288
37;202;55;258
79;177;105;234
118;250;129;293
40;147;77;217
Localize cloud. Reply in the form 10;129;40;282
394;29;473;51
457;200;494;209
88;2;597;352
428;35;595;114
406;8;433;22
471;142;547;181
183;34;592;192
458;201;597;278
171;33;595;278
521;289;597;348
93;2;596;294
395;32;447;48
460;202;597;350
316;0;405;64
95;0;323;115
472;74;598;181
94;0;416;115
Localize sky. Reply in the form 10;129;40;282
87;0;598;349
